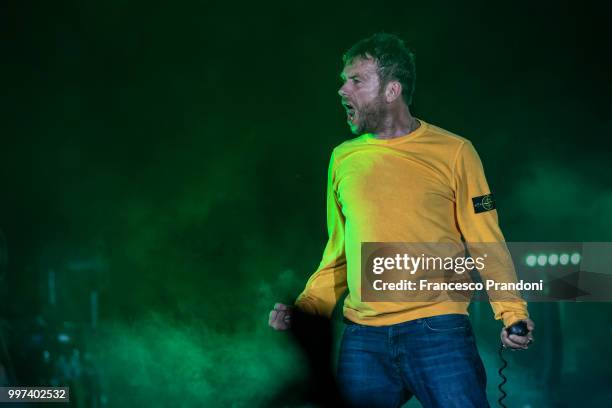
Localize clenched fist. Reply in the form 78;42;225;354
500;318;535;350
268;302;294;330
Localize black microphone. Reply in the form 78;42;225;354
506;320;529;337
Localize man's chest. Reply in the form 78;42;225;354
335;150;454;216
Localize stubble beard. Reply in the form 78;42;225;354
353;94;387;135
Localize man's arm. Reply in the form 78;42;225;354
453;140;529;328
294;149;348;318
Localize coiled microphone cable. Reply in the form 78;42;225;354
498;321;529;407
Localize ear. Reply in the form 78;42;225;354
384;81;402;103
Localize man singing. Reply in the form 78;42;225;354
269;32;534;408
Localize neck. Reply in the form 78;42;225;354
372;105;420;139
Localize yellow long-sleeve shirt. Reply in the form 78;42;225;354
294;118;528;328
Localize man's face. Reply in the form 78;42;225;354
338;57;387;134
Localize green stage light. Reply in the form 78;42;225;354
526;254;537;267
548;253;559;266
537;254;548;266
570;252;581;265
559;253;570;265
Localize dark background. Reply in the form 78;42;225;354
1;0;611;406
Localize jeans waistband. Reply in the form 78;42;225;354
342;313;467;327
343;317;357;325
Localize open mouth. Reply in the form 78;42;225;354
342;101;356;122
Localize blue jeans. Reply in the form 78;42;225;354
337;314;489;408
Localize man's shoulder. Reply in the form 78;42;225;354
334;133;369;150
424;121;473;147
329;134;369;159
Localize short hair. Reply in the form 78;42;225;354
342;32;416;105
